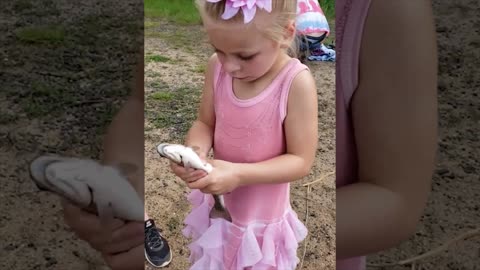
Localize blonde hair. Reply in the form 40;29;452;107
195;0;299;57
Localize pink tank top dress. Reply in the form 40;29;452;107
182;58;310;270
336;0;372;269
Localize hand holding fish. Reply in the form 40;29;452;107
157;143;232;221
168;146;209;183
187;159;242;195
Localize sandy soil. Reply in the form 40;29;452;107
366;0;480;269
144;21;336;270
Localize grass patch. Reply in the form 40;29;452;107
151;92;173;101
146;86;201;138
145;70;162;78
145;0;201;25
191;64;206;74
167;217;181;232
14;0;33;11
146;31;189;44
150;81;168;89
5;81;82;118
21;81;71;117
16;25;65;44
145;30;198;52
319;0;335;22
144;20;158;29
145;54;171;63
0;113;18;125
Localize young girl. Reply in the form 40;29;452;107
336;0;438;269
168;0;318;269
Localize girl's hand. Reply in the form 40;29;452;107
169;146;208;183
187;159;241;194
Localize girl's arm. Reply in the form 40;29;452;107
336;0;438;259
102;60;145;195
235;69;319;186
184;54;218;157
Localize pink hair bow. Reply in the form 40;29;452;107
206;0;273;24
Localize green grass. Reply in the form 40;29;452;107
318;0;336;45
144;20;157;29
151;92;173;101
146;86;201;139
319;0;335;21
0;113;18;125
144;30;199;53
16;25;65;44
145;54;171;63
145;0;201;25
150;81;168;89
191;64;206;74
19;81;72;117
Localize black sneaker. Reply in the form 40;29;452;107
145;219;172;268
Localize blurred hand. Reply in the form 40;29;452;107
62;200;144;270
187;159;241;195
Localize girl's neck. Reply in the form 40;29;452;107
232;52;292;100
243;52;291;87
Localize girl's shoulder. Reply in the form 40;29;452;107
206;53;221;76
202;53;222;92
281;59;316;116
288;61;315;96
274;57;313;92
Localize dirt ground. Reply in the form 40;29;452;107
366;0;480;269
144;20;336;270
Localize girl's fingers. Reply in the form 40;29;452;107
102;221;144;254
200;187;211;194
62;199;127;250
186;170;207;182
170;160;209;185
188;176;210;190
102;244;144;270
63;200;125;232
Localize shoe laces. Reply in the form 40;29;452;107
146;227;164;249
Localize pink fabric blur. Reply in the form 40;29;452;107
336;0;372;269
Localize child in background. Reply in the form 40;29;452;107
295;0;333;62
336;0;438;269
168;0;319;269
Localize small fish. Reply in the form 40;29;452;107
157;143;231;221
157;143;213;173
29;155;144;225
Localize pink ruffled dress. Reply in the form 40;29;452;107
182;58;310;270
